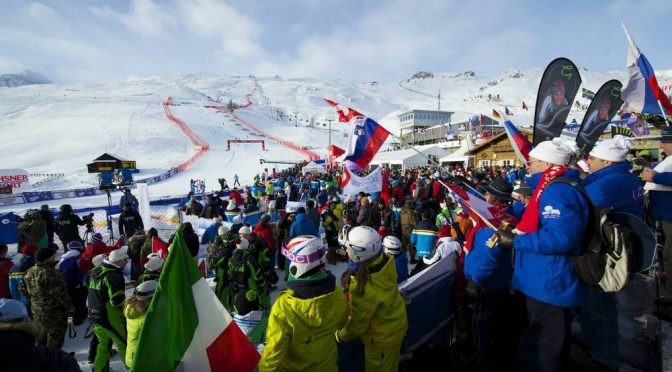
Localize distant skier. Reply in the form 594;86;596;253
234;174;241;187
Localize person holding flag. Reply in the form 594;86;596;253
496;138;589;371
131;226;260;371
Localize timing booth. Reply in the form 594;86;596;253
87;153;137;189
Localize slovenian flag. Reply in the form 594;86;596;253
502;116;532;162
620;23;672;116
132;227;260;371
505;107;513;116
440;181;516;229
344;116;390;169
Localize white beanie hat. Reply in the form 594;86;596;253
218;225;229;236
144;254;165;271
589;135;633;162
239;225;252;235
528;138;578;165
232;215;242;224
109;246;129;262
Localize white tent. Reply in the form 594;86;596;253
302;162;326;175
370;145;449;170
439;140;473;168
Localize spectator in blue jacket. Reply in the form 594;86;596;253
382;236;408;283
201;217;223;245
289;207;319;238
409;211;438;261
577;136;643;370
509;181;533;221
57;241;87;325
464;177;517;370
497;138;589;372
642;127;672;313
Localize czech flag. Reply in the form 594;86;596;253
344;116;390;169
620;24;672;116
502;117;532;162
505;106;513;116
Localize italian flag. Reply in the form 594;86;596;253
132;227;260;371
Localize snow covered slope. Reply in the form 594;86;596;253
1;67;671;210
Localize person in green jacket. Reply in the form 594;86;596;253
337;226;408;372
124;280;157;369
260;235;347;372
228;238;270;310
88;247;129;372
208;226;237;309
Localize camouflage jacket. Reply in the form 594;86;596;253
20;262;73;314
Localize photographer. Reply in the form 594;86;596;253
55;204;86;252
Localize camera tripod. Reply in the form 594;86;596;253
105;189;117;245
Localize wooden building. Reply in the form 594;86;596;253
466;130;533;168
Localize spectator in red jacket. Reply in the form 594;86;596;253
79;233;124;275
0;243;14;299
253;214;277;264
229;187;244;207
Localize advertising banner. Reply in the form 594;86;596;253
0;169;30;193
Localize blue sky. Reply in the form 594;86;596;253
0;0;670;83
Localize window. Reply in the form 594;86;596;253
501;160;513;167
479;160;491;166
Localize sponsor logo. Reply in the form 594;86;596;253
542;205;561;219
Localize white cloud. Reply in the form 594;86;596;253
90;0;176;37
27;2;57;18
176;0;263;59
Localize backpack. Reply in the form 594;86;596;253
87;267;110;320
550;178;630;292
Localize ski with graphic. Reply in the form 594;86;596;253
533;58;583;145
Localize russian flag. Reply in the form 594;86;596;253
344;116;390;169
621;24;672;116
502;116;532;162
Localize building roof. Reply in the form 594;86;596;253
93;153;128;162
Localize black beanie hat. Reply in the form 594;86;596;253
36;248;57;263
234;290;259;316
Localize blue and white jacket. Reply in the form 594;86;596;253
464;227;513;291
409;219;439;258
582;161;644;217
512;171;589;307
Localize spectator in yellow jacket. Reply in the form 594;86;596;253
260;235;347;372
337;226;408;371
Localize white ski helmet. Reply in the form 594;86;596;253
337;224;352;247
282;235;325;278
344;226;382;264
134;280;158;301
382;235;402;256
